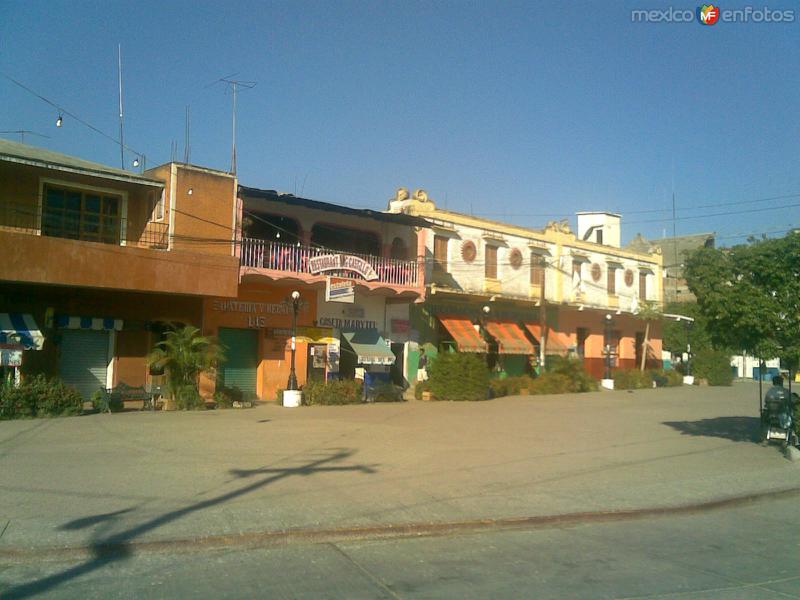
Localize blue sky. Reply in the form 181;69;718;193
1;1;798;245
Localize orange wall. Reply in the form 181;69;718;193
202;282;319;401
0;230;239;297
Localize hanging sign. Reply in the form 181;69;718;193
309;255;378;281
326;277;356;304
0;350;22;367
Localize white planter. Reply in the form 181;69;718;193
282;390;302;408
601;379;615;390
683;376;695;386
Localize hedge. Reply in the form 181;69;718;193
428;353;490;401
692;349;733;386
303;380;363;405
0;375;84;419
613;370;653;390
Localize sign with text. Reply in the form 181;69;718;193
325;277;355;304
309;254;378;281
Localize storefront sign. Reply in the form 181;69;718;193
317;317;377;330
391;319;410;333
212;299;294;315
326;277;355;304
309;254;378;281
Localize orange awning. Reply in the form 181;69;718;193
523;322;542;342
485;321;536;355
438;316;487;353
524;323;571;355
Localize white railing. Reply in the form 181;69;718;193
240;238;419;287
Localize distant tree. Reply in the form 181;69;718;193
662;301;714;356
635;301;661;372
684;232;800;379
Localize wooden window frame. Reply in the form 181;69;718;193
485;244;498;279
433;235;449;272
41;182;124;245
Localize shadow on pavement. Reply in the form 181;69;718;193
663;416;761;443
2;448;376;599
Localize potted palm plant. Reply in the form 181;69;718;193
147;324;223;410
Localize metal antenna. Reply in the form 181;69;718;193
0;130;50;144
184;105;191;163
210;75;256;175
118;44;125;170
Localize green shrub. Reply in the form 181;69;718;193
692;349;733;386
648;369;683;387
428;353;490;401
0;375;83;419
176;385;205;410
91;389;123;413
303;380;363;405
544;356;599;393
414;380;431;400
490;376;537;398
214;385;243;408
613;370;654;390
528;372;574;395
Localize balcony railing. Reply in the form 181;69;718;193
241;237;420;287
0;202;169;250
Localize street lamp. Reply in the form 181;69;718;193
685;320;694;378
604;314;613;380
287;290;300;391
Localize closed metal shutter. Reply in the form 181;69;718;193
218;328;259;399
59;330;110;399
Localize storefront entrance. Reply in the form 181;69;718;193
218;328;259;399
59;330;110;399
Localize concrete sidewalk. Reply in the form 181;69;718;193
0;381;795;558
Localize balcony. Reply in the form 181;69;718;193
240;238;420;289
0;201;239;297
0;201;169;249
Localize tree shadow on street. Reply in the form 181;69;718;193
662;416;761;443
2;448;376;599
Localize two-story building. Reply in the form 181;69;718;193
0;140;240;398
386;188;664;380
202;185;429;401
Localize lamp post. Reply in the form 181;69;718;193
287;290;300;391
685;320;693;378
604;314;613;381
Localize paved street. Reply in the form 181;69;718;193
1;381;798;597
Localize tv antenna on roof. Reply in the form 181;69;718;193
0;130;50;144
207;73;256;175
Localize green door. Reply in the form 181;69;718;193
59;330;110;399
218;328;259;399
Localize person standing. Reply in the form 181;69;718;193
417;348;428;382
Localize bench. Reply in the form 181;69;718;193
96;383;154;412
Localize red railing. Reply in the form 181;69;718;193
240;238;419;287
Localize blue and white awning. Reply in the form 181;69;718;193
0;313;45;350
56;315;123;331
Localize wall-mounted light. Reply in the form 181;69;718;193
132;158;140;168
56;114;63;128
187;188;193;195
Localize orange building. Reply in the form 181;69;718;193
0;140;239;397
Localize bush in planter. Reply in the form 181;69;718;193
613;370;653;390
303;380;363;405
428;352;490;401
414;380;431;400
692;349;733;386
0;375;83;419
544;356;599;393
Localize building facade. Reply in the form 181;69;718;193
206;185;429;401
0;140;240;398
386;188;665;380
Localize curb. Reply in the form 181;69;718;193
2;486;800;564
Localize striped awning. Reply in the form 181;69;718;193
0;313;44;350
56;315;123;331
485;321;535;355
524;323;571;355
438;316;487;353
523;323;542;343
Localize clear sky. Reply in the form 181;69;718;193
1;1;798;245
